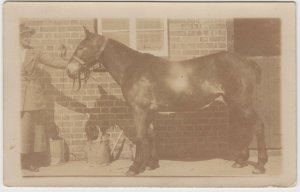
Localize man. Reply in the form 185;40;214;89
20;23;68;172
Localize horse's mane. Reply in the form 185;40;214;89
107;38;167;64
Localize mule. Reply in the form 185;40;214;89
66;27;268;175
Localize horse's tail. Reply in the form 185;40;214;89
249;60;261;84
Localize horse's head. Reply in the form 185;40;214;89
66;26;107;90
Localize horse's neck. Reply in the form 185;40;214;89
102;39;140;85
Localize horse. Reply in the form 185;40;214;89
66;27;268;176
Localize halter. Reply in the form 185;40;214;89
71;37;108;72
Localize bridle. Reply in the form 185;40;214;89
71;37;108;73
70;37;108;90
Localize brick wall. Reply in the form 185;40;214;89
22;19;136;160
23;19;94;160
22;18;234;161
168;19;229;60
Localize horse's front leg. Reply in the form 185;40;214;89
146;122;159;170
126;107;151;176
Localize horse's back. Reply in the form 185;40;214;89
123;51;257;110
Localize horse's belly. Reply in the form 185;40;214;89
152;91;223;112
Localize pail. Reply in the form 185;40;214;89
49;139;65;165
87;135;111;166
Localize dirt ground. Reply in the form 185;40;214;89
23;150;281;177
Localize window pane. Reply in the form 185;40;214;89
136;18;163;30
102;18;129;30
103;31;129;46
137;31;164;51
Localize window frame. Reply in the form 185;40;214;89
97;18;169;57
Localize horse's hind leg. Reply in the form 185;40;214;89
232;147;250;168
251;112;268;174
228;108;251;168
229;104;268;174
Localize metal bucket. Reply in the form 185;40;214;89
87;135;111;167
49;139;65;165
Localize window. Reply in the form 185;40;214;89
101;18;130;46
233;18;281;56
136;18;166;53
98;18;168;56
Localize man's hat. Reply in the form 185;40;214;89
20;23;35;35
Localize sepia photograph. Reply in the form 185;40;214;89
3;1;296;188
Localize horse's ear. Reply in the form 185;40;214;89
83;26;91;38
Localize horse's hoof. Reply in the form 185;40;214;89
125;170;138;176
28;165;40;172
252;167;265;174
232;162;247;168
146;164;160;171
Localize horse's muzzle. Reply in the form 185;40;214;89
66;62;81;79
